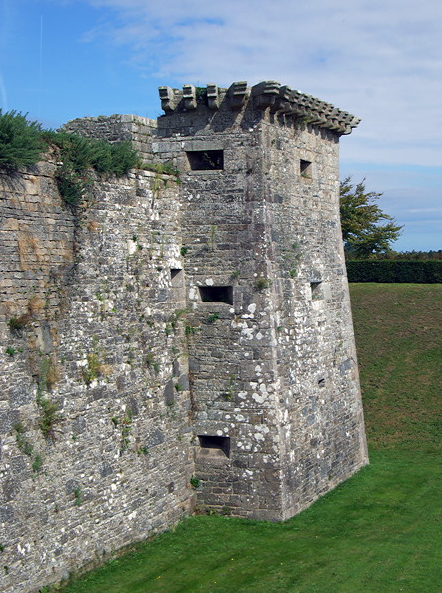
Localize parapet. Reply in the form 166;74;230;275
158;80;360;135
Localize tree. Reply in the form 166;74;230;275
339;177;403;258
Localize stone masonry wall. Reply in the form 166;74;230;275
258;118;367;517
0;79;368;590
166;111;287;520
63;114;157;165
169;113;282;520
148;83;367;520
0;162;194;593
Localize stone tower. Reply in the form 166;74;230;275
154;81;368;520
0;79;368;593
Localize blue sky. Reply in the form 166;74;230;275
1;0;441;251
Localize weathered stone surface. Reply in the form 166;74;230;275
0;80;367;593
0;163;193;593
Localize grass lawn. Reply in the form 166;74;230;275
60;284;442;593
350;283;442;451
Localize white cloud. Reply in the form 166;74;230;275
408;208;442;213
36;0;439;249
78;0;442;167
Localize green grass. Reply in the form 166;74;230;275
350;283;442;451
60;284;442;593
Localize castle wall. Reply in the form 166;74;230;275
154;105;286;519
0;163;194;593
0;79;368;591
149;86;367;520
257;119;368;518
63;114;157;165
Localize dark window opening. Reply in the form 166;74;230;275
198;435;230;457
187;150;224;171
199;285;233;304
300;159;312;178
164;380;175;406
310;281;322;300
170;268;183;287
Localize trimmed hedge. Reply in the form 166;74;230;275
347;260;442;283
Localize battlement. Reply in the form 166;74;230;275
158;80;360;135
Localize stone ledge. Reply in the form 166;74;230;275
158;80;360;136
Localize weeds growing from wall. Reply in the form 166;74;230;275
286;242;302;278
185;324;198;336
8;314;31;331
254;278;271;292
143;162;180;177
36;357;62;439
195;87;208;104
222;374;236;401
136;445;149;456
190;476;201;489
47;132;142;207
111;411;133;454
120;411;132;452
73;487;83;507
14;423;43;473
31;454;43;473
36;393;60;439
5;346;22;356
14;423;34;457
145;353;160;373
82;352;103;385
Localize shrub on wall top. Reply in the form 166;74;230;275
46;131;142;206
0;110;142;206
46;131;141;177
0;110;46;170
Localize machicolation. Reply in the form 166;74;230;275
0;80;368;593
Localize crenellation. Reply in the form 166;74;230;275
153;81;360;137
206;83;220;109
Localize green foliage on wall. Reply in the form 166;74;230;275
0;110;45;170
144;162;180;177
0;110;142;206
46;131;142;206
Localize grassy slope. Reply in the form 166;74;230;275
350;283;442;451
60;284;442;593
